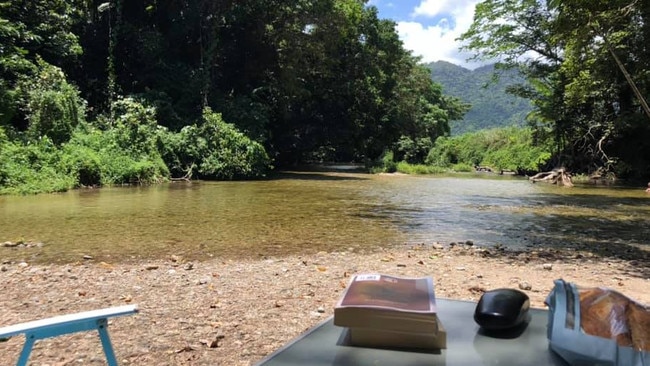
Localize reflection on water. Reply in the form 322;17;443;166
1;172;649;263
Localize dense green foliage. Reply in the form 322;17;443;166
426;127;552;174
6;1;649;192
0;0;467;194
158;108;271;180
459;0;650;180
1;97;172;194
62;98;170;186
426;61;533;135
372;126;551;175
19;58;86;145
0;137;75;194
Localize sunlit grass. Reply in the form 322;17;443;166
395;162;448;174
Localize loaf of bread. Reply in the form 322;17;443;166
578;287;650;351
626;300;650;351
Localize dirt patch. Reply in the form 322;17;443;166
1;244;648;365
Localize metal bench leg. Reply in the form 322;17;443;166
96;319;119;366
16;334;36;366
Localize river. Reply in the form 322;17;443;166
1;171;649;263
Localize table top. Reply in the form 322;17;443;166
255;298;569;366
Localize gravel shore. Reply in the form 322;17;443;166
1;244;648;365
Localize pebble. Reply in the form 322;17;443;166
83;255;93;260
317;306;325;313
208;338;222;348
543;264;553;270
519;282;532;290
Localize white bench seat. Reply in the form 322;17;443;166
0;305;138;366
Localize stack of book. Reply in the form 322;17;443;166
334;273;446;350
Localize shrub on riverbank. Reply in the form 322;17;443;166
0;100;272;194
158;109;272;180
396;161;447;174
370;127;551;176
0;137;74;194
62;125;169;187
60;99;170;186
427;127;551;174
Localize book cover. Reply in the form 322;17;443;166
334;274;437;332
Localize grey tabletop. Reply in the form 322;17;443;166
255;298;569;366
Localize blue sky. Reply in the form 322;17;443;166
369;0;485;69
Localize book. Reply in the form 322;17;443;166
334;274;438;334
347;316;447;350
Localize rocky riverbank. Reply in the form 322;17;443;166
1;243;649;365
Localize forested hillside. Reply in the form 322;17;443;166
426;61;532;135
0;0;467;194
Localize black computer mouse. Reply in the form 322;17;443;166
474;288;530;330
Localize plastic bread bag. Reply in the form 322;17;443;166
545;279;649;366
578;286;650;350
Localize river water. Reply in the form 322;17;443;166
1;171;649;263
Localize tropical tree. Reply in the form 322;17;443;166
0;0;83;131
459;0;650;178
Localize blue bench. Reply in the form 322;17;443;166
0;304;138;366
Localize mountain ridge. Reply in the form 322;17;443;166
426;61;533;135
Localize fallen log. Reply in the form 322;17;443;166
529;168;573;187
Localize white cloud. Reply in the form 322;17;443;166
412;0;460;17
395;0;489;69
